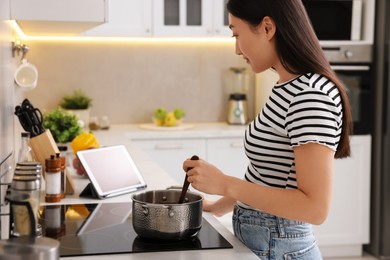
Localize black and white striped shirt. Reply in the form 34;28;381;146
242;73;342;194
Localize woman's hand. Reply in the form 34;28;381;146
183;157;230;196
202;198;215;212
202;197;237;217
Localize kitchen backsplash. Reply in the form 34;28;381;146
22;40;256;124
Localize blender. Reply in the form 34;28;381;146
226;67;249;125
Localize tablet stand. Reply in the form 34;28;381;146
79;183;100;199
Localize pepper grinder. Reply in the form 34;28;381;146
45;155;62;203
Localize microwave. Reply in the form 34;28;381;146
302;0;363;41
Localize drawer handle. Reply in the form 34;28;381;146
155;144;184;150
230;142;244;148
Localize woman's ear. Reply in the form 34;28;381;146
262;16;276;39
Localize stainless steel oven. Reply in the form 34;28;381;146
302;0;363;41
332;64;372;134
327;44;373;135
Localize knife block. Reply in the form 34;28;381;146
30;130;75;195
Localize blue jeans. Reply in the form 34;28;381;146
233;204;322;259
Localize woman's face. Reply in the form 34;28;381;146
228;14;277;73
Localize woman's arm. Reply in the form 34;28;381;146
185;142;334;225
203;196;237;217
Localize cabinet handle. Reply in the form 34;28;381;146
155;144;184;150
230;142;244;148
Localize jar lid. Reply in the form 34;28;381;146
16;161;41;168
45;155;61;171
229;93;247;100
15;163;42;173
14;169;42;177
11;175;40;190
16;163;42;171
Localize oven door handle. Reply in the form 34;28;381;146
331;65;370;71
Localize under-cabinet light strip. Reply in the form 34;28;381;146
11;21;234;43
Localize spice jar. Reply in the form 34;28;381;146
8;163;42;237
45;155;62;203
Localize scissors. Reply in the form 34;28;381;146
14;99;45;137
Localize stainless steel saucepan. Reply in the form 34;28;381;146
132;188;203;240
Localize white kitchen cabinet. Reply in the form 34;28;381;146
132;139;207;184
82;0;152;37
10;0;107;36
313;135;371;257
132;136;248;203
207;138;248;179
152;0;230;37
132;137;248;184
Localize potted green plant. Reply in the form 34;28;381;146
43;107;83;144
59;89;92;129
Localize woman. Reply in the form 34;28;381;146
183;0;352;259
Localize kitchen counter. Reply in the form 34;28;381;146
42;123;258;259
108;122;248;140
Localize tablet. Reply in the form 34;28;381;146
76;145;147;199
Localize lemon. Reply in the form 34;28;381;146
154;118;164;126
164;112;177;126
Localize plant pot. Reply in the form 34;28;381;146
64;108;90;130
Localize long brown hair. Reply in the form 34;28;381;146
227;0;352;158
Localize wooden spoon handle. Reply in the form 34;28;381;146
178;155;199;204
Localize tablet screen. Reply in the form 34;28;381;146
76;145;146;197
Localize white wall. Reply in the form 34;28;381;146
0;0;17;161
22;40;256;125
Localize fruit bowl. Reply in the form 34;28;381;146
153;108;185;127
152;117;183;127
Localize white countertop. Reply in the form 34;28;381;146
106;122;248;140
41;123;257;259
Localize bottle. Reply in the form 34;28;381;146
18;132;35;163
100;116;110;130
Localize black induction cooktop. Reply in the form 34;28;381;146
38;202;233;257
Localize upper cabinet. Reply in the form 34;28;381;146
212;0;231;36
153;0;230;37
82;0;152;37
10;0;231;37
10;0;108;36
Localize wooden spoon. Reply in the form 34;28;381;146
178;155;199;204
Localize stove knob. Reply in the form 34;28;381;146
344;50;354;59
